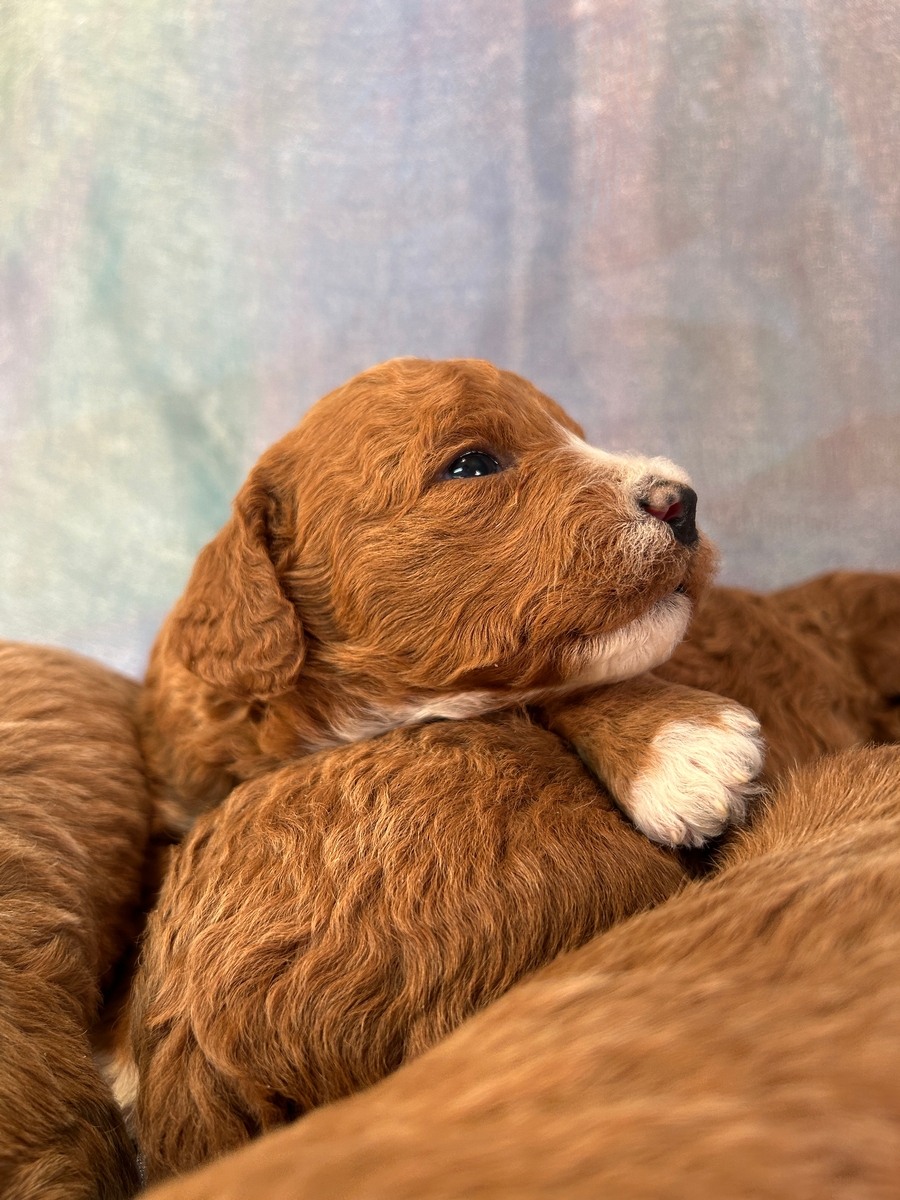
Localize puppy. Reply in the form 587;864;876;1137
140;356;762;847
141;745;900;1200
0;642;150;1199
127;357;772;1179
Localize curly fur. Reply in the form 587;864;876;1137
127;567;900;1182
144;745;900;1200
129;712;688;1180
0;642;150;1199
125;359;900;1181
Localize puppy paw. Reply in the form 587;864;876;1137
625;707;764;848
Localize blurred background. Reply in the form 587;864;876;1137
2;0;899;678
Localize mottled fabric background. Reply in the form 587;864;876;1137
2;0;899;677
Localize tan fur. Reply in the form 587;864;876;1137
129;711;689;1181
138;357;720;832
126;358;900;1178
0;642;150;1199
143;745;900;1200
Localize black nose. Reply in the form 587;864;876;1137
640;483;698;547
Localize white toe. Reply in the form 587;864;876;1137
625;708;765;848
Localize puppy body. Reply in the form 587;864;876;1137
129;567;900;1176
128;564;900;1180
130;711;689;1180
0;642;150;1199
143;745;900;1200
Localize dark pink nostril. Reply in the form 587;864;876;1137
644;500;684;523
639;483;698;545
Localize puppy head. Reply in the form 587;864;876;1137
169;359;715;717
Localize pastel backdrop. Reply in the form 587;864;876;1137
2;0;899;676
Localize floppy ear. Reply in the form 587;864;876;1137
167;475;306;698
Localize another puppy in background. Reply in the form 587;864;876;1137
0;642;150;1200
142;744;900;1200
659;568;900;778
126;358;769;1180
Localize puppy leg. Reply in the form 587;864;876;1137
658;579;897;779
538;675;764;848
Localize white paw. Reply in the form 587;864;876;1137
625;708;765;848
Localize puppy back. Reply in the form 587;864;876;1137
0;641;150;1198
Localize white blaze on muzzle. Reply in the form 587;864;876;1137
562;429;693;495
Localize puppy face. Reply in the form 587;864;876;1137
167;359;714;746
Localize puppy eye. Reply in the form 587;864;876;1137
444;451;503;479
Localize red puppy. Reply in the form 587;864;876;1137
126;358;775;1179
140;357;763;847
126;362;900;1180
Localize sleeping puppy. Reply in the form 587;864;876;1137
140;356;762;847
141;744;900;1200
0;642;149;1200
126;358;768;1180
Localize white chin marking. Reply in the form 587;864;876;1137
625;708;765;848
566;592;693;689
